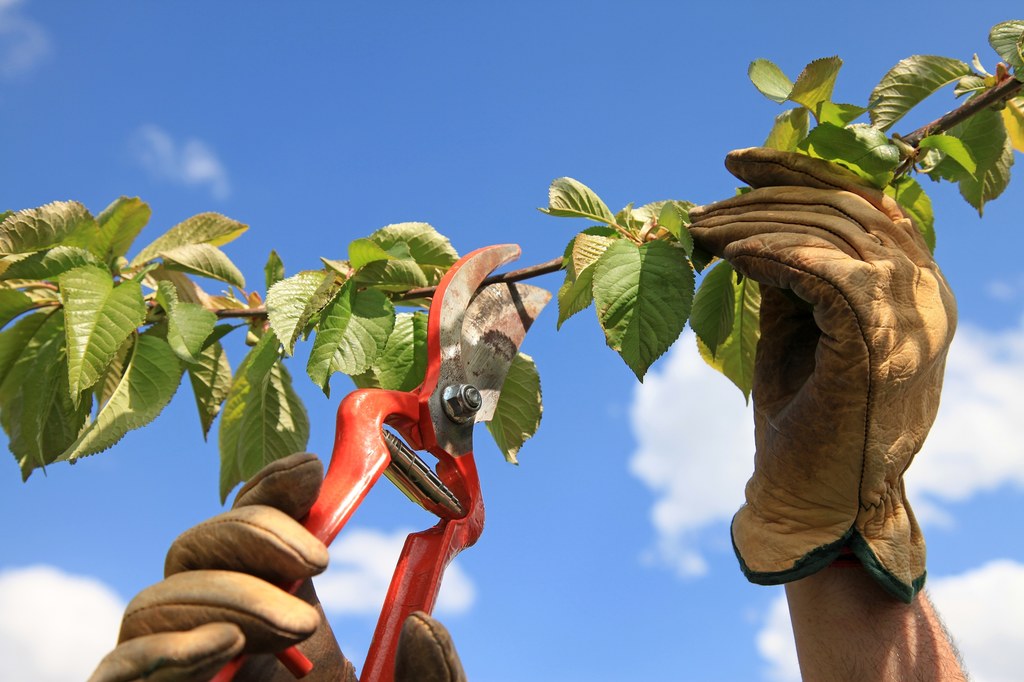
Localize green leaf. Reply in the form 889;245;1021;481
95;336;132;409
592;240;694;380
266;270;331;354
0;289;34;328
788;56;842;112
930;107;1014;214
764;107;809;152
816;101;867;126
990;20;1024;74
187;338;233;439
366;223;458;283
954;74;987;98
1002;96;1024;153
0;246;102;281
0;201;99;257
689;261;736;354
918;135;978;177
557;262;596;329
540;177;617;226
349;238;395;269
264;250;285;291
353;258;429;292
748;58;793;103
868;55;972;131
486;352;542;464
57;333;183;466
157;280;218;363
130;212;248;267
218;332;309;502
97;197;151;261
59;265;147;400
0;311;90;478
159;243;246;289
696;274;761;401
372;311;428;391
306;282;395;395
798;123;900;187
0;311;52;387
886;177;936;252
572;232;616;275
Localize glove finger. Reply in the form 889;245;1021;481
721;148;931;262
119;571;319;654
691;187;890;260
395;611;467;682
233;452;323;519
165;505;329;583
88;622;243;682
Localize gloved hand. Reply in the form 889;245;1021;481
689;148;957;602
89;452;468;681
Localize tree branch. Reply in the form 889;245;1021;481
899;74;1022;148
395;256;565;302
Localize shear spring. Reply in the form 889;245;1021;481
381;429;465;517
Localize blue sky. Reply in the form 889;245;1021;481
1;2;1023;680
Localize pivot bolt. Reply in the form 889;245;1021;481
442;384;483;424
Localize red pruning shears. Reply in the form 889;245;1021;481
213;244;550;681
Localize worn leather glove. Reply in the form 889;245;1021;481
89;452;467;681
689;148;957;602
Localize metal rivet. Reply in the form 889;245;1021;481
442;384;482;424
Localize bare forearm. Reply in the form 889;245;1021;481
786;566;967;682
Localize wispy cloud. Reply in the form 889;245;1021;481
629;308;1024;574
628;330;753;576
0;0;51;78
755;560;1024;682
314;527;476;616
987;274;1024;302
130;124;231;199
0;565;124;682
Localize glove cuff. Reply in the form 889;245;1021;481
732;494;926;603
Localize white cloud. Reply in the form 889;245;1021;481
755;560;1024;682
987;275;1024;302
907;314;1024;523
315;527;476;616
0;564;125;682
930;560;1024;682
131;124;231;199
0;0;51;78
628;330;754;576
630;307;1024;573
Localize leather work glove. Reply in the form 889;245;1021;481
689;148;957;602
89;452;468;681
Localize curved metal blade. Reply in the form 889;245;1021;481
463;282;550;422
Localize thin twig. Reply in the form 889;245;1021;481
899;74;1022;148
396;257;564;301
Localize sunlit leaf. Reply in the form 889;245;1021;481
592;240;694;380
159;243;246;289
0;246;102;281
696;274;761;401
157;280;218;363
130;212;248;267
798;123;900;187
97;197;151;261
572;232;615;276
306;282;395;396
486;352;542;464
918;135;978;177
57;333;183;466
187;338;233;439
349;238;395;269
788;56;842;112
869;55;971;131
366;222;458;284
764;108;809;152
816;101;867;126
218;332;309;502
372;311;428;392
0;289;34;328
353;258;429;292
1002;96;1024;153
989;20;1024;74
689;261;736;354
266;270;331;354
748;58;793;103
264;250;284;291
930;107;1014;214
886;176;936;252
540;177;617;226
59;265;147;400
0;201;99;257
